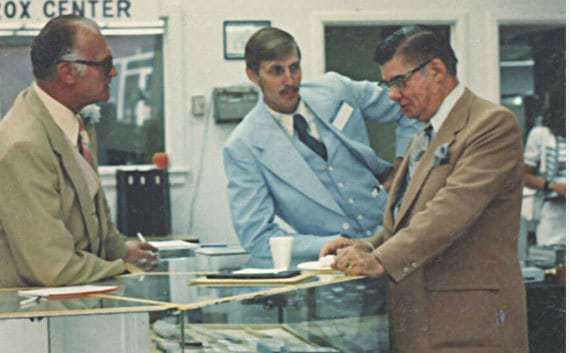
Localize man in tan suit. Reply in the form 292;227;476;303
321;27;528;352
0;15;156;288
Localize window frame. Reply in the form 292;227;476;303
0;19;189;186
484;13;565;103
309;11;468;85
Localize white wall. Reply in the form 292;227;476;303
13;0;553;244
0;1;562;244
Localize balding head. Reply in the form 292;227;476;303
31;15;100;80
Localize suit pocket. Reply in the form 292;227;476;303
427;288;502;348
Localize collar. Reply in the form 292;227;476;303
33;82;81;146
429;83;465;134
267;100;317;138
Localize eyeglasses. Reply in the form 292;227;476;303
379;58;434;90
58;56;114;75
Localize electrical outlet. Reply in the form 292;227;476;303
191;95;206;117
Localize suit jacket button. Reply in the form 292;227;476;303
342;223;350;231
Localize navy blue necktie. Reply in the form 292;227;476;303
293;114;328;161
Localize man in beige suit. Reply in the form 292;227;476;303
321;27;528;352
0;15;156;288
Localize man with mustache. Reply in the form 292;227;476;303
223;27;420;264
0;15;157;288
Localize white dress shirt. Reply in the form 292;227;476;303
267;100;322;141
33;82;82;147
429;83;465;136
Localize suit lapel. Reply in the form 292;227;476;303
384;151;411;231
304;96;383;178
249;103;344;215
25;88;101;252
393;89;473;230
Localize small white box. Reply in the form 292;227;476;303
195;246;250;271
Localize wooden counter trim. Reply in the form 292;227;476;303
0;303;171;320
176;273;364;311
93;293;177;307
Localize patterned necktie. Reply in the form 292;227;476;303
293;113;328;161
394;124;433;217
78;120;93;164
407;124;433;179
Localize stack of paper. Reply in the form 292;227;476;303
148;240;200;250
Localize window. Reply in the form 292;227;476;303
499;25;565;140
324;24;450;162
0;30;165;166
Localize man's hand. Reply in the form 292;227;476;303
319;237;356;257
123;240;158;271
320;237;376;258
552;182;566;197
333;246;385;277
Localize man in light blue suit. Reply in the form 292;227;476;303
223;27;421;264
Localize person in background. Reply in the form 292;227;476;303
321;26;528;352
523;79;566;246
223;27;422;265
0;15;156;288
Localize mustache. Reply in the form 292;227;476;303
279;85;300;95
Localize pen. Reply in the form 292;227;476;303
19;296;41;306
137;232;146;243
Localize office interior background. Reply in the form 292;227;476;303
0;0;565;246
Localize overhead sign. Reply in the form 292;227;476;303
0;0;132;20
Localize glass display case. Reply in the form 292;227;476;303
0;250;389;353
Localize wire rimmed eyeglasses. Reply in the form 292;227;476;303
57;56;114;75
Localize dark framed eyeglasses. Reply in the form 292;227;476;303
58;56;114;75
379;57;434;90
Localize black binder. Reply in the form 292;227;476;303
116;169;171;236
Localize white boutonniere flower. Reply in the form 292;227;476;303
432;143;450;167
80;104;101;125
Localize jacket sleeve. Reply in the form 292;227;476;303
223;141;338;260
331;72;423;158
0;141;125;287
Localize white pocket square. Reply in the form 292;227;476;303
432;143;450;167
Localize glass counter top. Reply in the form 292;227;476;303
0;289;170;319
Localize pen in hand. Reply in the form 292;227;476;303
19;295;42;306
134;232;159;269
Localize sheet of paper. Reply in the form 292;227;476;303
18;285;118;298
148;240;199;250
233;268;282;274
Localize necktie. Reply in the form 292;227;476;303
394;124;433;216
407;124;433;179
78;120;93;164
293;114;328;161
